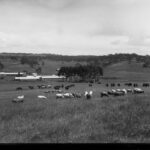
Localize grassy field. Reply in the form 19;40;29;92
104;61;150;81
2;58;150;82
0;80;150;143
1;59;150;143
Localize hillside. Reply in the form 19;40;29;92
104;61;150;81
1;53;150;81
0;58;86;75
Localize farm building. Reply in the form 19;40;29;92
0;72;25;76
14;74;66;81
14;75;41;81
41;74;66;81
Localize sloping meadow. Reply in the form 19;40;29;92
0;93;150;143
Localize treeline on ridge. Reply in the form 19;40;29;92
57;64;103;82
0;53;150;68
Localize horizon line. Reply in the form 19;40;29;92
0;52;149;57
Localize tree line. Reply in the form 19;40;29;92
0;61;4;70
57;64;103;82
20;56;43;74
0;53;150;70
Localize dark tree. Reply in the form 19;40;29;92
58;64;103;82
36;67;42;74
0;61;4;70
143;62;149;68
20;56;39;68
41;61;45;66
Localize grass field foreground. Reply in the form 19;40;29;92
0;90;150;143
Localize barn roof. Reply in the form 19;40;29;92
0;72;25;75
15;74;65;80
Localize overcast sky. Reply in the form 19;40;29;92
0;0;150;55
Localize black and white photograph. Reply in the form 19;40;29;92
0;0;150;144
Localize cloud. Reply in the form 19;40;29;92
127;36;150;46
0;0;150;55
0;0;79;11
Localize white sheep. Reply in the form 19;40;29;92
37;95;47;99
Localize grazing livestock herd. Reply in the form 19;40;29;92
13;83;77;103
105;82;142;87
100;88;144;97
15;84;75;91
13;82;148;103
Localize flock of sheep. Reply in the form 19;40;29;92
13;83;79;103
12;82;146;103
100;88;144;97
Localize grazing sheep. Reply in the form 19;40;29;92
133;83;138;87
54;90;62;93
37;95;47;99
54;85;61;90
89;91;93;96
111;83;115;87
17;95;24;99
112;89;116;93
89;80;94;84
127;89;133;93
41;85;47;89
56;93;64;99
113;91;125;96
89;84;92;87
16;87;23;90
65;86;69;90
108;91;114;95
116;89;121;92
133;88;144;94
44;90;51;93
12;98;23;103
47;85;52;88
125;83;132;86
117;83;121;86
110;89;125;96
37;85;47;89
143;83;149;87
69;84;75;87
28;86;34;89
37;85;41;89
121;89;127;94
84;91;88;96
12;95;24;103
72;93;82;98
84;91;92;99
86;94;91;99
101;92;109;97
64;93;74;98
106;83;109;87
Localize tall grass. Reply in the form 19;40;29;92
102;96;150;142
0;91;150;142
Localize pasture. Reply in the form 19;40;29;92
1;80;150;143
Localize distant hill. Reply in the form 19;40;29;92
0;53;150;81
0;59;85;75
0;52;148;63
104;61;150;81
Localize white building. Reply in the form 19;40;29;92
15;75;41;81
0;72;25;76
41;74;65;79
14;74;66;81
